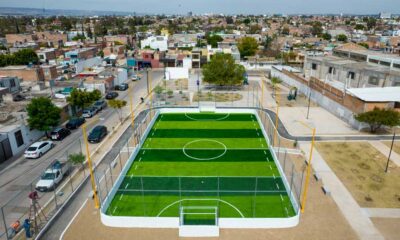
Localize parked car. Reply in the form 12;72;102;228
35;160;71;192
115;83;129;91
82;107;97;118
66;117;85;130
24;141;54;159
131;75;141;81
13;94;26;102
88;125;108;143
93;99;107;112
50;127;71;141
105;92;119;100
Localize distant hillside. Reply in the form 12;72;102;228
0;7;141;16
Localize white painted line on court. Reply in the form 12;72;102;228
273;174;276;179
135;165;138;170
139;157;142;162
119;194;124;200
143;150;146;154
269;165;272;170
264;150;267;155
276;183;280;190
113;206;118;214
125;183;130;189
280;194;284;201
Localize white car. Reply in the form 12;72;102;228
24;141;54;159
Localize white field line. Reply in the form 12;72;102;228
156;198;244;218
140;147;270;150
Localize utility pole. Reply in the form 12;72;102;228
306;90;311;119
385;132;396;173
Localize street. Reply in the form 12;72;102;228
0;70;164;227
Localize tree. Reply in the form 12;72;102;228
202;53;245;86
270;76;282;97
355;107;400;133
281;26;290;35
206;34;223;48
98;50;104;58
0;49;39;67
72;34;86;41
354;24;365;30
311;21;323;36
337;34;348;42
68;153;86;170
67;89;102;113
26;97;61;135
108;99;127;122
322;33;332;41
237;36;258;58
358;42;369;49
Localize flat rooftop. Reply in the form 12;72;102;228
347;87;400;102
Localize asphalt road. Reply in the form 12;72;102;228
0;70;164;225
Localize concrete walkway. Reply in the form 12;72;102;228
362;208;400;218
300;142;384;240
370;141;400;167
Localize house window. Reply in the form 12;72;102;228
311;63;317;70
328;67;335;74
10;79;15;87
14;130;24;147
393;63;400;69
347;71;355;80
368;76;379;85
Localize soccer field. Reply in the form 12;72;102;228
105;112;296;220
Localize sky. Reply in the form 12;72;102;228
0;0;399;15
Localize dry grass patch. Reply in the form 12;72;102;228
316;142;400;208
193;92;243;102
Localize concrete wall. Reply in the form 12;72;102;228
75;57;102;74
0;124;43;156
165;67;189;80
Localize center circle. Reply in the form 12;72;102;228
184;113;230;121
182;139;227;161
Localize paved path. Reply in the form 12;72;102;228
370;141;400;167
362;208;400;218
300;142;384;240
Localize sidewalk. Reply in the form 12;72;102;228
370;141;400;167
300;142;384;240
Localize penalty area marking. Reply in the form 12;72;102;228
182;139;227;161
157;198;244;218
184;113;230;121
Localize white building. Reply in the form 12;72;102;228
141;36;168;51
379;12;392;19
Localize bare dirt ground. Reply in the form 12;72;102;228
62;178;358;240
370;218;400;240
316;142;400;208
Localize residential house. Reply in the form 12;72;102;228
0;66;45;82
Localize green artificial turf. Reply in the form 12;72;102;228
105;113;296;220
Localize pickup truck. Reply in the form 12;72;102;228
35;160;71;192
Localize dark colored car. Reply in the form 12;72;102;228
66;117;85;130
13;94;26;102
87;125;108;143
50;127;71;141
115;83;129;91
105;92;119;99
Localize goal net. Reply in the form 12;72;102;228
179;206;218;226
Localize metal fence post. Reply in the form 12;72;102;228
103;170;109;195
283;150;287;173
290;164;295;194
53;179;58;209
108;165;114;186
118;152;123;172
1;207;10;240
